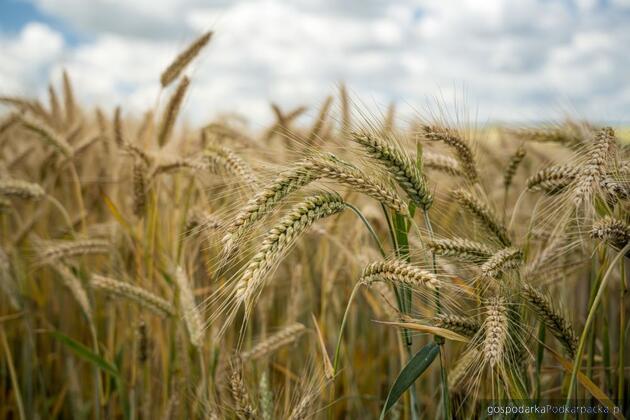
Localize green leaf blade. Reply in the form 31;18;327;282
380;341;440;419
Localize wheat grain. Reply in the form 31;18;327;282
309;154;408;214
259;371;273;420
221;161;317;252
448;349;479;391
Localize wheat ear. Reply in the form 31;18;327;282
361;259;440;290
230;361;257;419
240;323;306;361
132;157;148;217
427;237;495;263
452;189;511;246
483;296;508;368
591;216;630;249
19;114;73;157
53;264;92;321
526;164;578;195
91;275;175;317
203;144;258;187
434;314;480;337
0;179;45;200
423;152;463;177
480;247;523;280
234;193;345;308
521;283;577;357
157;76;189;147
503;145;526;190
421;124;478;183
174;267;204;347
0;247;21;310
351;131;432;209
39;239;110;263
574;127;616;205
160;31;212;87
222;161;317;252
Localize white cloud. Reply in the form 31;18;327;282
0;22;64;96
0;0;629;126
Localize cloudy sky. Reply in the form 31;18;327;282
1;0;629;128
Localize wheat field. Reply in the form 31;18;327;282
0;31;629;419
